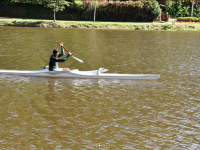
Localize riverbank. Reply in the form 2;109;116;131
1;18;200;31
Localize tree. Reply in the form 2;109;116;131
191;0;194;17
0;0;15;5
45;0;70;22
157;0;171;8
94;0;97;22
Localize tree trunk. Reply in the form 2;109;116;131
94;0;97;22
54;11;56;22
191;0;194;17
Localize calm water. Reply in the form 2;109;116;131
0;27;200;149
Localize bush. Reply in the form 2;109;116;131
177;17;200;22
69;0;161;22
167;0;200;18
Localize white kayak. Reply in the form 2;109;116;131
0;68;160;80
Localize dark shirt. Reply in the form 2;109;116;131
49;47;70;71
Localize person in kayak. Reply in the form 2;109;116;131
49;43;71;71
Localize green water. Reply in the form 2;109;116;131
0;27;200;149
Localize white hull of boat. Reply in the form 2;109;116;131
0;69;160;80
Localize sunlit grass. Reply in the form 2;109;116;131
0;18;200;31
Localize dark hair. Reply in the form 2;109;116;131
53;49;59;54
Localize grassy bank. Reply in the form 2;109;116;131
1;18;200;31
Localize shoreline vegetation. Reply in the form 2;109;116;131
1;18;200;31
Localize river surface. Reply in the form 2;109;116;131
0;27;200;149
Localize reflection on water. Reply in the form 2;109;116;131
0;27;200;149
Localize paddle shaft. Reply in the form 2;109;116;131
56;41;71;55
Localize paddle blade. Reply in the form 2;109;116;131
72;56;83;63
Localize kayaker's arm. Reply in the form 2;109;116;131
55;54;70;62
58;47;65;58
56;41;83;63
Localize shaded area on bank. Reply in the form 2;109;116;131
0;1;160;22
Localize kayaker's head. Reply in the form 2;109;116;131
53;49;59;57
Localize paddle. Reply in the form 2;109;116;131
56;41;83;63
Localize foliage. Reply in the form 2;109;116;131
167;0;200;17
45;0;70;13
151;0;161;20
69;0;161;22
0;0;73;5
16;0;42;4
177;17;200;22
1;0;161;22
0;0;15;5
0;0;42;5
157;0;171;7
45;0;70;22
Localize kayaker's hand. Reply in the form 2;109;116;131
60;42;63;47
68;52;72;56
